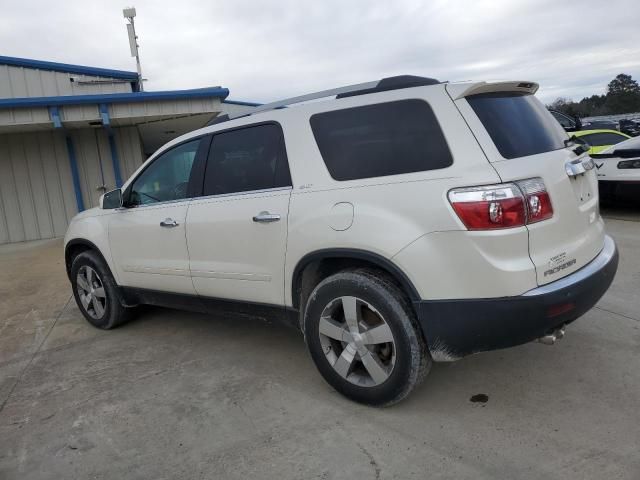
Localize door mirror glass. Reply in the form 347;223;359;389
102;188;123;209
573;116;582;131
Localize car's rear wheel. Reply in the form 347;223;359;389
303;269;430;406
71;251;132;329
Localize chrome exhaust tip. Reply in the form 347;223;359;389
537;326;566;345
538;334;557;345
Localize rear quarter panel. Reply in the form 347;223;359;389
282;85;507;305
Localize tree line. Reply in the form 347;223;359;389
548;74;640;118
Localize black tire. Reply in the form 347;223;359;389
598;181;616;203
303;268;430;406
70;250;132;329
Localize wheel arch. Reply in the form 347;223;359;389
291;248;421;312
65;239;111;282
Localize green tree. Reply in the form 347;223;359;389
605;74;640;113
547;74;640;117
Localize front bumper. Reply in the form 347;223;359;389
415;235;619;361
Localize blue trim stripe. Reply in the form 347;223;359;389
223;99;262;107
65;136;85;212
0;87;230;109
0;55;138;80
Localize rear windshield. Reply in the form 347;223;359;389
467;93;567;159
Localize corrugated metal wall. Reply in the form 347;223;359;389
0;64;132;98
114;126;146;179
0;131;76;243
68;126;144;208
0;126;145;244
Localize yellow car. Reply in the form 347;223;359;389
571;129;631;154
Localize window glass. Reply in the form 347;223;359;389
203;124;291;196
129;139;200;205
581;132;628;147
310;99;452;181
551;110;573;128
615;136;640;151
467;93;567;159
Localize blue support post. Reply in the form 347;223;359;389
99;103;123;188
48;106;62;128
65;136;85;212
108;133;123;188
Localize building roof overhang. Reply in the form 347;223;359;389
0;86;230;110
0;55;139;80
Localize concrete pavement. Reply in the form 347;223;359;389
0;209;639;479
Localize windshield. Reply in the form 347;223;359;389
602;135;640;153
467;93;568;159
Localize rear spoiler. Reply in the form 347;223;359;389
446;81;539;100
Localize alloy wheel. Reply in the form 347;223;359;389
318;296;396;387
76;266;107;320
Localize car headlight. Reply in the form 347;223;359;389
617;159;640;169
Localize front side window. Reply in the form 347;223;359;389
203;124;291;196
551;110;574;129
580;132;628;147
468;93;568;159
310;99;453;181
129;139;200;206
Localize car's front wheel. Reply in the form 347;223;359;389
71;250;132;329
303;269;430;406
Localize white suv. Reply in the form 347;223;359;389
64;76;618;406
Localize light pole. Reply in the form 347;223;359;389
123;7;144;91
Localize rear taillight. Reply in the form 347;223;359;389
448;178;553;230
448;184;526;230
516;178;553;224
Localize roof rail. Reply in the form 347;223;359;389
207;75;440;126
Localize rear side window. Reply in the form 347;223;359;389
579;132;627;147
203;124;291;196
467;93;567;159
310;99;453;181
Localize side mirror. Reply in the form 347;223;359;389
101;188;123;209
573;116;582;131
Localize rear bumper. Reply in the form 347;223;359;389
415;235;618;361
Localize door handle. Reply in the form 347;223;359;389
253;211;281;223
160;218;179;227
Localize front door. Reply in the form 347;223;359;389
109;138;203;294
186;123;292;305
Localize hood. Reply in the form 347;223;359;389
71;207;103;222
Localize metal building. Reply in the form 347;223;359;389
0;56;258;244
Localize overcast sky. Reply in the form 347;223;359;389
1;0;639;104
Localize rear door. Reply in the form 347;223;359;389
186;123;292;305
450;84;605;286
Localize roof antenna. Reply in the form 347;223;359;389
123;7;144;91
